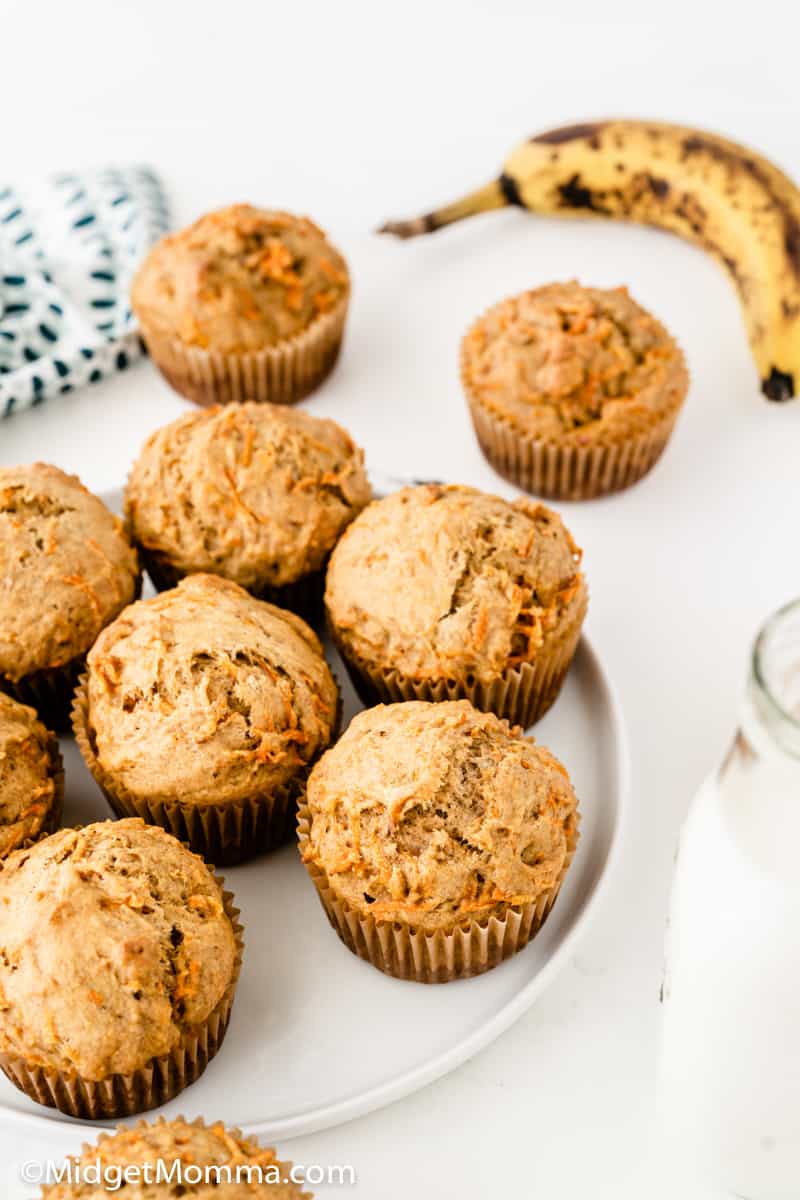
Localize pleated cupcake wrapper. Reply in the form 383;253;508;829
298;799;578;984
0;572;143;733
0;886;244;1119
460;335;684;501
466;392;681;501
72;673;342;866
139;547;326;628
0;655;89;735
139;293;349;408
328;584;587;730
250;568;326;628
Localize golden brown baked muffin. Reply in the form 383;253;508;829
461;281;689;499
0;819;243;1119
132;204;350;407
125;402;371;622
73;574;340;864
300;700;579;982
325;483;587;728
0;464;140;728
42;1117;310;1199
0;693;63;858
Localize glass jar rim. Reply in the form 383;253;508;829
752;596;800;747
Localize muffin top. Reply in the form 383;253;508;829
0;820;237;1080
131;204;349;354
0;693;61;858
0;464;139;681
86;574;338;805
126;403;371;590
42;1118;309;1199
304;700;578;931
461;281;688;443
325;484;585;683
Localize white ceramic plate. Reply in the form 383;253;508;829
0;516;629;1140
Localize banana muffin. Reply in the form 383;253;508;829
461;281;689;499
132;204;350;407
125;402;371;621
74;574;340;863
300;700;579;982
325;483;587;727
0;463;140;728
0;819;242;1119
42;1117;310;1199
0;693;63;858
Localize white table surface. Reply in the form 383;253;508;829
2;4;799;1195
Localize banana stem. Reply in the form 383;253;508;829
378;179;508;238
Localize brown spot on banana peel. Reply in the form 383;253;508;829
681;134;800;280
785;225;800;278
721;254;743;290
532;122;606;147
558;170;667;215
674;193;708;239
648;177;670;198
557;174;609;213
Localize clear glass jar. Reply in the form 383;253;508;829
660;598;800;1198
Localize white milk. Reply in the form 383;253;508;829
660;602;800;1198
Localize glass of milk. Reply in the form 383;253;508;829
660;598;800;1198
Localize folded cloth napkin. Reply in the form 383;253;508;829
0;166;169;418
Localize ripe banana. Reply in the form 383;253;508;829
380;120;800;401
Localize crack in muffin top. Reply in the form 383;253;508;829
125;403;371;590
0;820;237;1080
42;1117;309;1199
325;484;584;683
0;693;60;858
461;281;688;443
0;464;139;681
86;574;338;804
304;701;578;931
131;204;349;354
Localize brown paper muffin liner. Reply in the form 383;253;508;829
0;656;86;734
461;338;685;500
466;391;681;501
0;572;143;733
329;584;587;730
139;548;327;628
72;674;342;866
298;798;578;983
139;293;349;408
0;886;244;1119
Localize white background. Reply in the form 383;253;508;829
2;3;799;1195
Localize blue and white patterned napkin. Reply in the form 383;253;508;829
0;166;169;418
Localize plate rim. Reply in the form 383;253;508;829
0;631;630;1142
